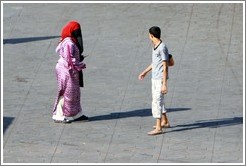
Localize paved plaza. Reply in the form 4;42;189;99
2;2;245;164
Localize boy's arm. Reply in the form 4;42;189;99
138;64;152;80
161;61;168;94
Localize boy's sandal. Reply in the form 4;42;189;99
148;129;163;136
153;124;170;129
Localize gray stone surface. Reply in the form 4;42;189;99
2;2;244;164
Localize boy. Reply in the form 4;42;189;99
138;26;170;135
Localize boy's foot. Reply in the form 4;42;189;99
153;123;170;129
148;129;163;136
73;115;89;122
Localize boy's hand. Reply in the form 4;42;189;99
139;65;152;80
138;72;146;80
161;84;167;94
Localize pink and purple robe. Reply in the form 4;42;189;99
52;37;86;121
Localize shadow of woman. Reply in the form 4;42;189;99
3;35;60;44
89;107;191;122
3;116;15;134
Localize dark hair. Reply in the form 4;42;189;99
149;26;161;39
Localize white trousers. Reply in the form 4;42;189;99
152;79;167;118
52;96;83;121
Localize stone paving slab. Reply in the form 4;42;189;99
2;2;244;164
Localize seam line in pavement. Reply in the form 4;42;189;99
210;3;236;163
157;3;194;162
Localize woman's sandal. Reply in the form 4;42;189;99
54;119;72;124
73;115;89;122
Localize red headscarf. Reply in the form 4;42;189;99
60;20;83;54
61;20;81;44
60;21;84;87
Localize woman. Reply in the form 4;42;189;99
52;20;88;123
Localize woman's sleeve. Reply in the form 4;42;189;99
65;44;86;71
62;43;74;70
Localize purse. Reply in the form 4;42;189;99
79;55;84;87
67;44;84;88
79;71;84;87
168;54;175;67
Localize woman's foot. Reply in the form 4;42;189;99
54;119;72;124
73;115;89;122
